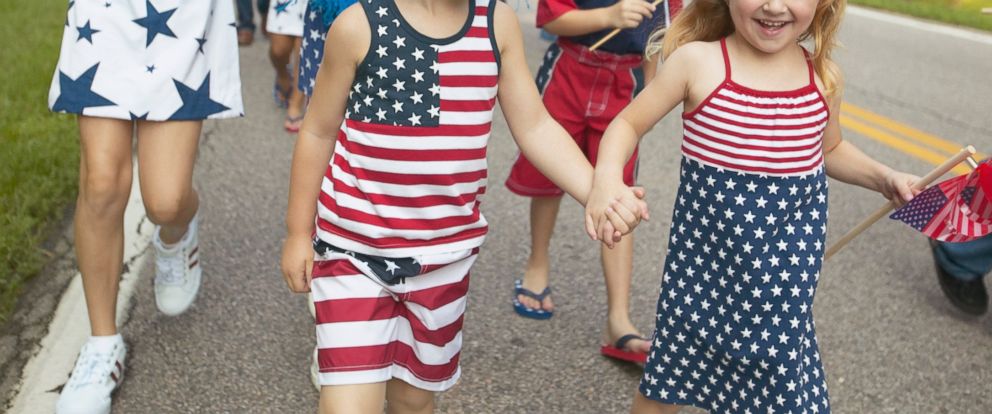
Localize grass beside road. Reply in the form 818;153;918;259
0;0;79;320
849;0;992;32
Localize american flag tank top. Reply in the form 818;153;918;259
316;0;500;257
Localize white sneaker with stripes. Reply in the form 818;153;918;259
152;213;202;316
56;336;126;414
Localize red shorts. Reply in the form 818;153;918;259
506;39;643;197
311;247;478;391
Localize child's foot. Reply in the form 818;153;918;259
284;114;304;133
272;80;291;108
516;276;554;312
56;335;126;414
600;319;651;364
237;28;254;46
513;279;554;319
153;213;202;316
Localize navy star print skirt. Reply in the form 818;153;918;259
641;158;832;414
49;0;243;121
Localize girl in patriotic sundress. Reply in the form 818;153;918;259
267;0;308;132
585;0;920;412
280;0;646;411
48;1;242;413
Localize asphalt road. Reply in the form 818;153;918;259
28;7;992;414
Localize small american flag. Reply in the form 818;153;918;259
890;158;992;242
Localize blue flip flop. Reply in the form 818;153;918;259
512;279;553;320
272;79;290;109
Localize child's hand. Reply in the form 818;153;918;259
880;169;921;208
281;234;314;293
597;189;650;248
585;183;649;248
607;0;656;30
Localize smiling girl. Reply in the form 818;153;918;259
582;0;922;412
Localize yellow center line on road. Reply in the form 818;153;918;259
838;103;982;176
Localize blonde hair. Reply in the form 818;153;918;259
646;0;846;97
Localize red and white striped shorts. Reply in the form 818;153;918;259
311;248;477;391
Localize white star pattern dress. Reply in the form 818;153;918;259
640;39;833;414
266;0;306;37
49;0;243;121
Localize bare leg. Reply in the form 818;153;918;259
286;36;306;122
631;391;681;414
602;234;649;353
75;116;134;336
517;196;562;311
270;33;296;100
385;379;435;414
319;383;386;414
136;120;201;243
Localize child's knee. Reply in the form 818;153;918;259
385;382;435;414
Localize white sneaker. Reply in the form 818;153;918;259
307;292;316;319
56;336;126;414
310;347;320;391
153;213;202;316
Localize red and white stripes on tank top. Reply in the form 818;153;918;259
681;38;829;176
316;0;499;257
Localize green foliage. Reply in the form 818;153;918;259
850;0;992;32
0;0;80;319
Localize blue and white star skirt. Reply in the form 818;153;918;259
266;0;305;37
48;0;243;121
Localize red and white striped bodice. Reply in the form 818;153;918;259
681;38;829;176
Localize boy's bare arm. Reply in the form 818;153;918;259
542;0;656;37
281;5;367;292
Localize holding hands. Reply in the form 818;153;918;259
585;179;650;249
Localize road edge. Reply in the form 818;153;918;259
848;5;992;46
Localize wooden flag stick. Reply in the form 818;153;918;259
824;145;977;261
589;0;666;51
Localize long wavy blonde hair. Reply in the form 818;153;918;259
646;0;846;97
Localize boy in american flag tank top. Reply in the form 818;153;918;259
280;0;648;410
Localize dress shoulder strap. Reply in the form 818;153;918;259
719;37;732;81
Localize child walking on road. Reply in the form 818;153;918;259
267;0;307;132
504;0;682;364
49;1;243;412
585;0;921;411
279;0;646;412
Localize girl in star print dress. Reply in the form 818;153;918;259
266;0;308;132
585;0;922;412
48;1;242;413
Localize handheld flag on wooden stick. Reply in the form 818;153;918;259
890;156;992;242
824;145;977;260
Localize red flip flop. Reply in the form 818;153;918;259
284;114;304;133
600;334;648;364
